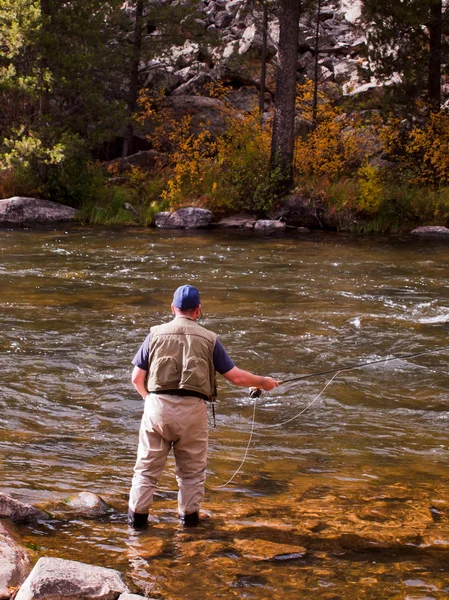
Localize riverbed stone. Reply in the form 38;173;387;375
155;207;213;229
117;594;148;600
0;494;47;524
233;538;306;561
411;226;449;236
65;492;113;518
15;557;128;600
0;521;32;599
0;197;77;226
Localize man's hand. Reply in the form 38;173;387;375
261;377;279;391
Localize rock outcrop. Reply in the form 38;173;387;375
0;198;77;226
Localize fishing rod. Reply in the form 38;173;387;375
249;346;449;398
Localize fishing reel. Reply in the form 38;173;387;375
249;387;263;398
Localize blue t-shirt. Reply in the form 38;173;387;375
132;333;235;375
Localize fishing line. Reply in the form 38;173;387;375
216;346;448;488
216;371;340;488
278;346;449;385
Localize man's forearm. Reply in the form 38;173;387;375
131;366;148;399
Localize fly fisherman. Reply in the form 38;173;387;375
128;284;279;528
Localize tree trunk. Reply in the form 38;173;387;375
270;0;301;187
259;2;268;113
312;0;321;128
121;0;144;162
428;0;442;110
39;0;51;182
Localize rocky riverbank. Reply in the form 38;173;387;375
0;492;149;600
2;196;449;237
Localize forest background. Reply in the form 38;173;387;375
1;0;449;233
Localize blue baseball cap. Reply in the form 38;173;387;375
173;285;201;310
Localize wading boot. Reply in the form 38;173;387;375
179;511;200;526
128;508;148;529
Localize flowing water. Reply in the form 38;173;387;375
1;226;449;599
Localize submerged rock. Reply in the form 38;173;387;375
233;539;306;561
0;197;77;226
155;207;213;229
0;521;32;599
65;492;113;518
0;494;47;523
15;557;128;600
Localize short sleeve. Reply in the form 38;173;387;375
213;338;235;375
132;333;151;371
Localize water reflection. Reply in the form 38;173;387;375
2;227;449;598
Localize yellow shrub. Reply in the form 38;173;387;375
294;81;377;181
357;164;383;214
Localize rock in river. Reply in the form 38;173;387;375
0;521;32;599
411;225;449;236
65;492;113;518
0;494;47;523
0;197;77;226
155;207;213;229
15;557;128;600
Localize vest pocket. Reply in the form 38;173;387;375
150;356;181;387
180;356;208;391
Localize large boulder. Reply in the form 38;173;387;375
0;521;32;599
15;557;128;600
155;207;213;229
167;96;230;137
0;198;77;226
0;494;47;524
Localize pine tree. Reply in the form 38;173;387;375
0;0;126;184
361;0;447;109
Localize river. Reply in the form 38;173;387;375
1;227;449;599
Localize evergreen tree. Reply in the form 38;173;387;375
361;0;447;109
0;0;126;199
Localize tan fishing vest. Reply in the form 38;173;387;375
146;316;217;400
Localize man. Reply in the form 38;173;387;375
128;284;279;528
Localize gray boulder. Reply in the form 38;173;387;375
225;86;259;112
411;226;449;236
0;521;32;599
0;494;47;523
254;219;287;232
0;197;77;226
215;11;233;28
155;207;213;229
64;492;113;519
118;595;149;600
15;557;128;600
168;96;230;137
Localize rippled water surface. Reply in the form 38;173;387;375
1;227;449;599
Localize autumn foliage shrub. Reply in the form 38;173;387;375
139;92;278;214
380;110;449;185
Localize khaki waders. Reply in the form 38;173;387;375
129;392;208;518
